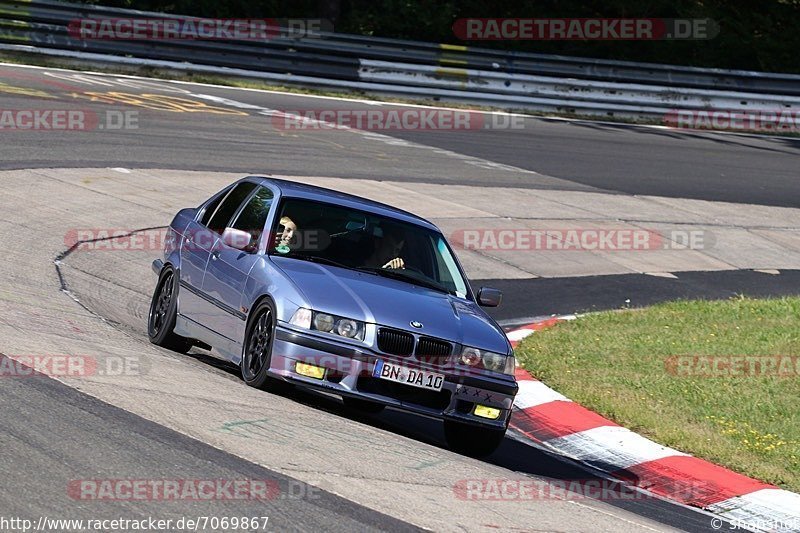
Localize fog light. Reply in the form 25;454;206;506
474;404;501;420
295;362;325;379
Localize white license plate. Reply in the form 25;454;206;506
373;360;445;391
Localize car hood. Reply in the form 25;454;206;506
271;257;509;354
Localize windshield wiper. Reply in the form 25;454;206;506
357;267;455;295
283;253;352;270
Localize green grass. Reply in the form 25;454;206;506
515;296;800;492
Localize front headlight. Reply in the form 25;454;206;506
460;347;482;366
482;352;507;373
313;313;335;332
335;319;360;338
289;307;312;329
291;308;365;341
460;346;515;375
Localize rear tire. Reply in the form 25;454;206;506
443;421;505;457
147;266;192;353
343;396;386;414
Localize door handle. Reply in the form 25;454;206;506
211;251;220;260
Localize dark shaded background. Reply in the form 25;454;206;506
78;0;800;73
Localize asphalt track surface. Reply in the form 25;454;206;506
0;355;419;532
1;64;799;208
0;62;794;531
388;121;800;208
487;269;800;322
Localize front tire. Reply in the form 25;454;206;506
241;300;290;392
148;266;192;353
443;421;506;457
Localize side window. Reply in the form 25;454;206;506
230;187;274;252
199;187;230;227
206;182;257;235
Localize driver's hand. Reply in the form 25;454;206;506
382;257;405;269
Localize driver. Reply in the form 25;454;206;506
365;226;405;269
275;216;297;253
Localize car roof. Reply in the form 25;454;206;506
247;176;441;232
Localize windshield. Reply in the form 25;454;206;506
269;198;470;298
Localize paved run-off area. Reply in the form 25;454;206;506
0;167;745;532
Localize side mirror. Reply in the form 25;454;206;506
477;287;502;308
222;227;253;251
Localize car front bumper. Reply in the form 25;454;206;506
270;325;517;429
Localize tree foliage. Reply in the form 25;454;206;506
80;0;800;73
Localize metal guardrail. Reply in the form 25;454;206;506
1;0;800;119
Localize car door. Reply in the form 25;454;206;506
202;185;275;346
181;181;257;328
178;188;229;326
